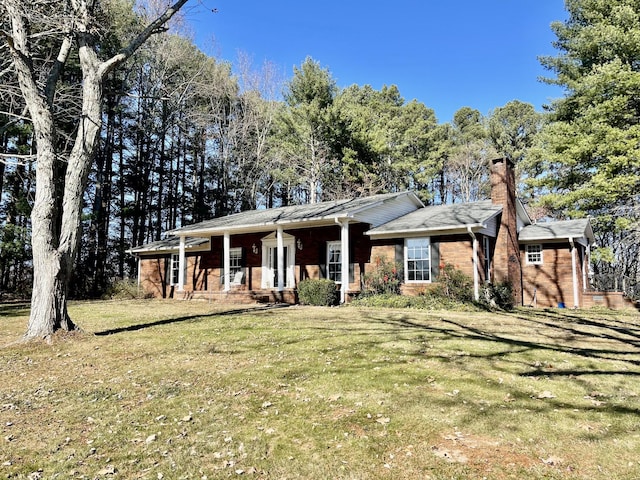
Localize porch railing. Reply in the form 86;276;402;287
590;274;640;300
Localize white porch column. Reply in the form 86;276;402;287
223;231;231;292
340;220;350;304
570;238;579;308
277;226;284;292
178;236;186;291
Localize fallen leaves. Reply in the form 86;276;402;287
541;455;563;466
431;445;469;464
96;464;116;476
431;430;539;474
535;390;556;399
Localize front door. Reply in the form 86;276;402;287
261;233;295;289
268;245;289;288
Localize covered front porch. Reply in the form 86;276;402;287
174;221;358;304
131;192;424;303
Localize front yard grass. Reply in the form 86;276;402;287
1;300;639;479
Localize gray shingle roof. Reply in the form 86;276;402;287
367;200;502;236
129;237;210;254
519;218;594;242
170;191;418;235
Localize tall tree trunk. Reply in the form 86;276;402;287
2;0;188;339
27;38;103;339
118;108;126;278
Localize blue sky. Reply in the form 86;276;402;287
188;1;568;123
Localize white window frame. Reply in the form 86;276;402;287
526;244;543;265
483;236;491;283
170;253;180;286
230;247;243;275
404;237;431;283
327;241;342;283
223;247;243;282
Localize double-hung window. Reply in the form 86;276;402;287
327;241;342;283
170;253;180;286
229;248;243;277
222;247;243;284
526;244;543;265
405;237;431;282
483;236;492;282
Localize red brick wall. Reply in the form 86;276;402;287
521;242;585;308
368;235;481;291
439;235;475;279
139;256;168;298
491;158;522;304
139;254;204;298
583;291;638;309
369;244;397;265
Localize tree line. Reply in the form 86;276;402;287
1;0;638;305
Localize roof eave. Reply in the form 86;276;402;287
170;216;346;237
128;241;211;256
519;234;590;244
367;223;486;239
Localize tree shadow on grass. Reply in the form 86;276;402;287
0;302;31;317
93;303;291;336
353;310;640;422
361;310;640;373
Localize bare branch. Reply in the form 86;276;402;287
44;33;73;104
0;152;37;164
99;0;189;76
0;106;31;136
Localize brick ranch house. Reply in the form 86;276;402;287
129;158;632;309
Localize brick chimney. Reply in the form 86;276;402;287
490;157;522;305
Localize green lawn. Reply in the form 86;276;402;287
1;300;639;479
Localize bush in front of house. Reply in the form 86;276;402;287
350;292;478;311
102;278;151;300
430;263;474;303
480;281;515;311
297;279;339;306
351;263;479;311
362;256;403;295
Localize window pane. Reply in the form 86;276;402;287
406;238;430;282
327;242;342;283
526;245;543;264
229;248;243;277
171;254;179;285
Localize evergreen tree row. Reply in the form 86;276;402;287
0;0;638;299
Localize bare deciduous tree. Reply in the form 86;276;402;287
0;0;189;340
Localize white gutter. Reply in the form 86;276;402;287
367;223;488;239
467;226;480;301
569;237;579;308
128;241;211;256
168;212;359;237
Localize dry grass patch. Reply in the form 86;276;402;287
1;300;639;479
